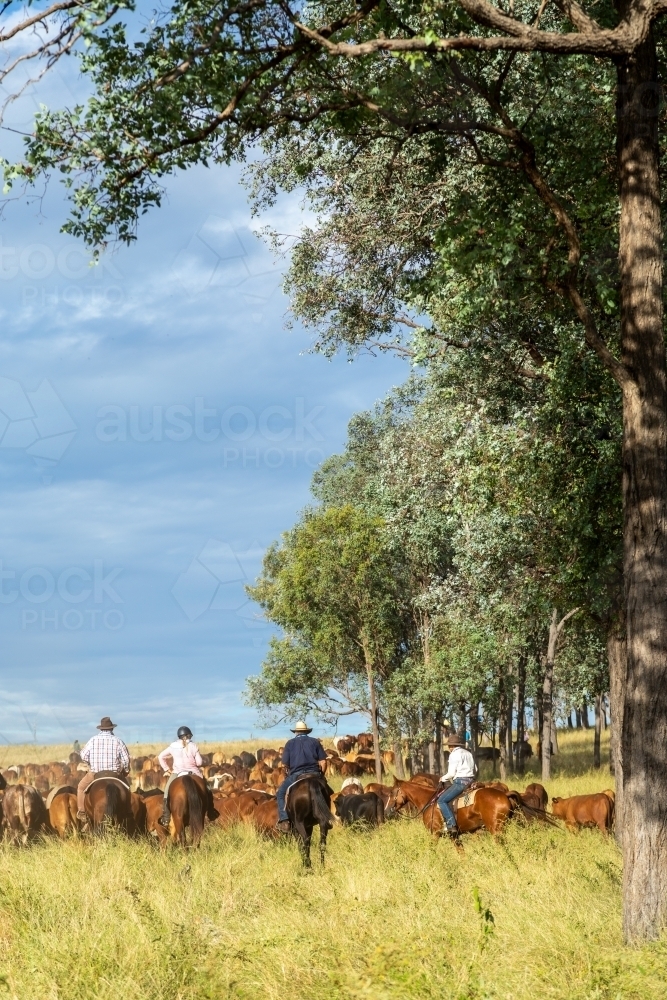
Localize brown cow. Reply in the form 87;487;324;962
524;783;548;809
141;791;169;845
365;783;393;807
47;786;79;838
339;761;364;777
551;793;613;833
601;789;616;827
411;772;440;788
3;784;47;843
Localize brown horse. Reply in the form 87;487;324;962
389;777;520;837
166;774;210;847
285;775;335;867
84;775;133;832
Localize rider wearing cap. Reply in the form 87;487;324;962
437;733;477;836
158;725;206;828
276;720;327;833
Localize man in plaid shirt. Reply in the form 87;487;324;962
76;716;130;819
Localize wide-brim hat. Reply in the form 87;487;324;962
97;716;116;730
291;720;312;734
447;734;465;748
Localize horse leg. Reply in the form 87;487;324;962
293;819;311;867
319;821;328;865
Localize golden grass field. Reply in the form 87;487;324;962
0;729;665;1000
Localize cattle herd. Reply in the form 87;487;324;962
0;732;616;846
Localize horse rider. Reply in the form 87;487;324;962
436;733;478;837
76;716;130;821
276;720;327;833
158;725;217;827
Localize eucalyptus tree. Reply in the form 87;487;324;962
0;1;122;148
245;504;413;781
12;0;667;938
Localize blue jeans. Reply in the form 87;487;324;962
437;778;474;831
277;771;319;821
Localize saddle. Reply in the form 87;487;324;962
452;783;482;811
86;772;131;795
45;785;76;811
285;773;329;805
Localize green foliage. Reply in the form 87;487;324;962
245;505;411;725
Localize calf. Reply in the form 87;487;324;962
335;792;384;827
47;786;79;838
551;793;613;833
524;782;548;809
356;733;374;752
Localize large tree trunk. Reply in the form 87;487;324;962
363;657;383;783
541;610;558;781
594;693;602;769
505;694;514;775
499;684;508;782
491;717;497;777
470;703;480;757
515;656;526;775
616;30;667;943
434;712;442;777
392;740;405;779
581;699;590;729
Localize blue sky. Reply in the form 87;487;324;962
0;46;407;747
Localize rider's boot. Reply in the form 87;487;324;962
276;819;291;834
158;799;171;828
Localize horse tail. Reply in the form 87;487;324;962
310;780;335;830
184;776;204;841
104;782;122;822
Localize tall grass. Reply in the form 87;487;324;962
0;729;663;1000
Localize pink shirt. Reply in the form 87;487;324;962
158;740;203;777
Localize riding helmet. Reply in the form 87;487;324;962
177;725;193;739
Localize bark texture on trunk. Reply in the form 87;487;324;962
581;699;590;728
542;610;558;781
516;657;526;775
364;658;383;784
506;696;514;775
616;31;667;943
542;607;578;779
594;694;602;769
499;685;508;782
392;741;405;779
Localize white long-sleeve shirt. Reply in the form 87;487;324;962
441;746;477;782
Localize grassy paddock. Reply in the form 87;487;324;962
0;729;664;999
